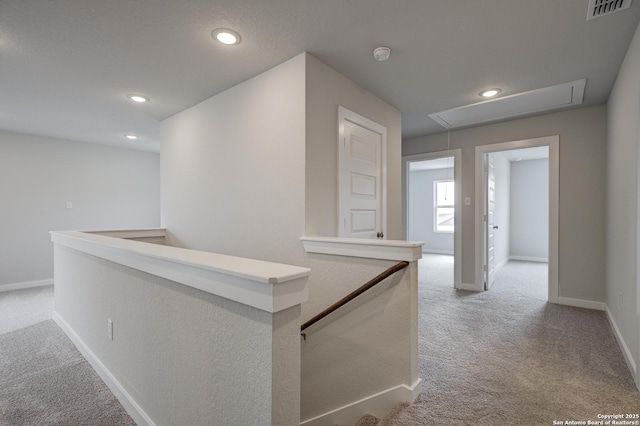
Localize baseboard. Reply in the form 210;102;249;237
300;378;422;426
556;297;605;311
422;249;454;255
52;311;156;426
604;306;637;387
509;256;548;263
495;258;509;274
456;283;479;291
0;278;54;292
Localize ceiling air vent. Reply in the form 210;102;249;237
587;0;633;20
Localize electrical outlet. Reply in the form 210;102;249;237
107;319;113;340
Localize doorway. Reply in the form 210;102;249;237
404;149;462;288
483;147;550;295
475;136;559;303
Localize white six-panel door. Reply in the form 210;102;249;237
338;106;387;239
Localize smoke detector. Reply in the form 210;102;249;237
373;47;391;61
587;0;633;20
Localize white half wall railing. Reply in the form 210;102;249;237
300;236;423;262
86;228;167;245
51;230;310;426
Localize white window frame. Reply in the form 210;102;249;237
434;179;454;234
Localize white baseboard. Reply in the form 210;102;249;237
605;306;637;386
300;378;422;426
456;283;480;291
509;256;548;263
495;258;509;274
0;278;53;292
556;297;605;311
52;311;156;426
422;249;454;255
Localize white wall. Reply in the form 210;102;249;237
404;104;607;302
408;168;454;254
161;54;307;265
161;52;416;422
607;20;640;385
305;54;402;240
0;130;160;288
510;159;549;261
54;245;301;425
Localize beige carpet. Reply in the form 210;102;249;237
0;285;54;335
375;257;639;425
0;320;135;425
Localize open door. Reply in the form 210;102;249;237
484;154;497;289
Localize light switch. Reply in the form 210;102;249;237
66;201;73;209
465;197;471;206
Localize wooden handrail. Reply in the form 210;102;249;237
301;261;410;334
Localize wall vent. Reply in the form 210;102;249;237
587;0;633;20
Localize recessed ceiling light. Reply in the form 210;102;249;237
480;88;501;98
127;94;149;103
212;28;241;45
125;134;138;140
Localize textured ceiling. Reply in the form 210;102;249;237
1;1;639;152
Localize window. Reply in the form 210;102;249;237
434;180;454;233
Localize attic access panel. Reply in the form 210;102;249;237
428;79;586;130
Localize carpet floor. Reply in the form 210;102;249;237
0;286;54;335
2;261;639;425
0;320;135;425
378;256;640;425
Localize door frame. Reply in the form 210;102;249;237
338;106;387;238
473;135;559;303
403;149;462;288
